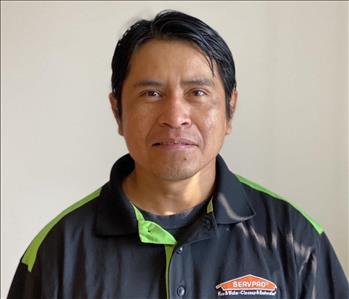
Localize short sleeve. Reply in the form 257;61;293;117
298;232;349;298
7;257;41;299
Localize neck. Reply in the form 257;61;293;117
122;161;216;215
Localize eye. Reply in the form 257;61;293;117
192;89;206;97
142;90;161;97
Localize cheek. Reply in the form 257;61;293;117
199;106;227;139
121;106;155;143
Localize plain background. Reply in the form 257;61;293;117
1;1;348;297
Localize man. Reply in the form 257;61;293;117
8;10;348;299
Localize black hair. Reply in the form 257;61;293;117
111;10;237;119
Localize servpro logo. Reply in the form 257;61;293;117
216;274;277;297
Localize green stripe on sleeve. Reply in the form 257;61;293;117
21;188;102;272
236;175;324;235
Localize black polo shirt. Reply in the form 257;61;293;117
8;154;349;298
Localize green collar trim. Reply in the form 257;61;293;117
206;197;213;213
131;196;214;245
131;204;177;245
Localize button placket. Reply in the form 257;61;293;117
168;243;188;298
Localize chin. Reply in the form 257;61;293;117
151;162;199;181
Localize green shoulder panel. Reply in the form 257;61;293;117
21;187;102;272
236;174;324;235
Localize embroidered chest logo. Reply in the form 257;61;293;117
216;274;277;297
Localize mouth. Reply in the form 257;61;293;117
152;138;198;148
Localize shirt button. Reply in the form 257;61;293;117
176;246;183;254
177;286;186;297
203;217;212;230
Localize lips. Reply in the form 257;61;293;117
152;138;198;147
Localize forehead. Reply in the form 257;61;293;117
126;39;216;80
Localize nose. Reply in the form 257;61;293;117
158;94;192;129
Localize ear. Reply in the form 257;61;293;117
225;89;238;135
108;92;123;136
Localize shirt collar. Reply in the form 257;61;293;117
95;155;138;236
213;155;255;224
95;154;255;237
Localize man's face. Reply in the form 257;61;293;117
111;39;236;181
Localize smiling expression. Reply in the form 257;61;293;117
111;39;236;181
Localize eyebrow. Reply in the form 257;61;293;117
181;78;214;87
133;78;214;88
133;80;163;88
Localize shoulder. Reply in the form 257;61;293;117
234;174;332;274
21;187;103;272
236;174;323;237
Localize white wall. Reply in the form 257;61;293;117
1;1;348;297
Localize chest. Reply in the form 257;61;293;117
43;224;299;299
